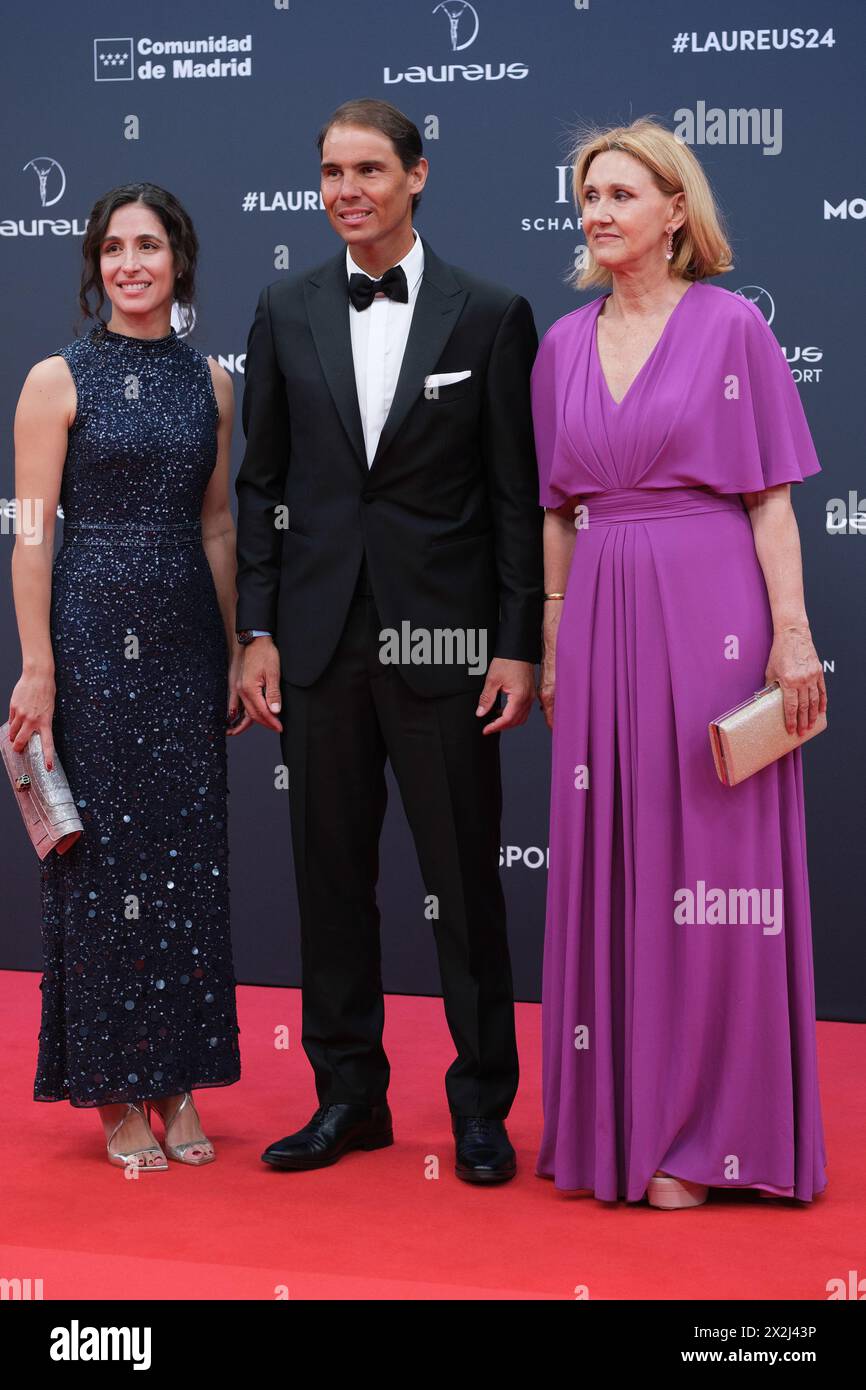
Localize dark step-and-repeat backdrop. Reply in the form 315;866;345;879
1;2;863;1018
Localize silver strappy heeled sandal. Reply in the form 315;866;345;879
105;1101;168;1171
147;1092;215;1166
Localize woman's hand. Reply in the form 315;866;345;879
8;669;56;768
539;607;561;731
764;623;826;736
226;649;252;736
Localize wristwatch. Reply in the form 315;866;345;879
236;629;271;646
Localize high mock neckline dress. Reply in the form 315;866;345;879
34;323;241;1107
531;281;827;1201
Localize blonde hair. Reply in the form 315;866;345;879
568;116;733;289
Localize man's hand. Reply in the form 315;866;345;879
475;658;536;734
239;636;283;732
226;650;252;736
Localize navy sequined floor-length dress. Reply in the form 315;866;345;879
34;322;241;1107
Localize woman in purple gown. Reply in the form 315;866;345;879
532;119;828;1209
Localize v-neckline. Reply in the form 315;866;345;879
593;281;696;409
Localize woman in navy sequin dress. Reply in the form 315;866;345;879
9;184;245;1168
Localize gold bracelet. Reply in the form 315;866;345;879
544;593;565;601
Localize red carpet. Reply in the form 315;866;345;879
2;969;862;1300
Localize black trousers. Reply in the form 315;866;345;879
279;560;519;1118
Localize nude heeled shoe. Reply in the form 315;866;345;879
105;1101;168;1171
146;1092;215;1166
647;1170;708;1209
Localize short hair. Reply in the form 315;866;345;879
569;116;733;289
78;182;198;332
316;98;425;214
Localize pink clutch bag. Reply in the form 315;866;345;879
708;681;827;787
0;721;83;859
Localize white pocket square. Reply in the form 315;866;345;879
424;370;472;388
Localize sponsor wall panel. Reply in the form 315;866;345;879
0;0;862;1018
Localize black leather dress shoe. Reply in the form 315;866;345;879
261;1102;393;1170
452;1116;516;1184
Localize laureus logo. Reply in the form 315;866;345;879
734;286;823;384
384;0;527;83
734;284;775;325
22;157;66;208
433;0;479;51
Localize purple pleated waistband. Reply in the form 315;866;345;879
579;487;745;525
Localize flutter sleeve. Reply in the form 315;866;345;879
530;323;573;508
719;299;822;491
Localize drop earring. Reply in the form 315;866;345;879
665;227;674;261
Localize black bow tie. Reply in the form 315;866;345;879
348;263;409;311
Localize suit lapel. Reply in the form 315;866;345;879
371;239;467;469
303;237;468;475
304;251;367;471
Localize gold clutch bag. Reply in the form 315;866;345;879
709;681;827;787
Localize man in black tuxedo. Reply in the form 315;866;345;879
235;99;542;1183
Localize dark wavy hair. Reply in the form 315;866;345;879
316;98;425;214
77;182;199;332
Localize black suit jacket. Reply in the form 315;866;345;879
235;236;543;697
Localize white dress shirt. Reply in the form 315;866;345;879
244;232;424;639
348;229;425;467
